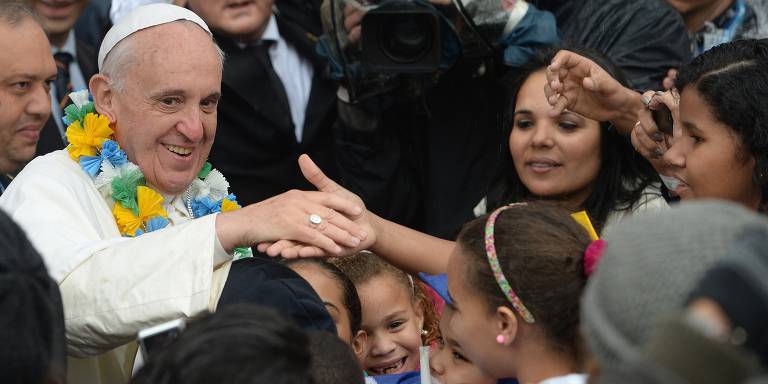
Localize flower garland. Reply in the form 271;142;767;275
64;90;252;259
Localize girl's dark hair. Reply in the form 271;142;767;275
487;46;659;232
330;252;440;346
457;202;592;364
283;258;363;335
675;39;768;210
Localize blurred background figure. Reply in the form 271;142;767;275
187;0;342;207
133;304;315;384
0;208;67;384
25;0;99;157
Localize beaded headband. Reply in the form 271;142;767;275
484;204;603;325
484;203;536;324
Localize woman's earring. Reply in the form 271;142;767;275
421;329;428;336
496;334;506;345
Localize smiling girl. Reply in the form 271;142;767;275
332;252;439;376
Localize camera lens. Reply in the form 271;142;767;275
377;14;435;63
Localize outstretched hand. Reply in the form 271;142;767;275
545;50;643;134
257;154;377;258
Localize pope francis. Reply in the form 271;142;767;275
0;4;366;383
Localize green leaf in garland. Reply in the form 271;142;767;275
82;102;95;115
233;247;253;260
111;168;145;216
198;162;212;179
64;104;85;125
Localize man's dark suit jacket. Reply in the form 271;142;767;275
36;38;99;157
209;16;339;206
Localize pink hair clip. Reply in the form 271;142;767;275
484;203;536;324
584;239;605;277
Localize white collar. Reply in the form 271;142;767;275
260;13;279;43
52;30;78;57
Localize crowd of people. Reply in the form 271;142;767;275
0;0;767;383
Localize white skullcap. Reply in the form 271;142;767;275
97;3;211;70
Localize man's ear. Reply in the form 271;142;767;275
89;74;118;123
495;306;518;347
352;330;368;363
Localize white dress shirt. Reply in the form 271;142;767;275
261;14;314;143
50;31;89;139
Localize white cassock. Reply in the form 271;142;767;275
0;150;233;383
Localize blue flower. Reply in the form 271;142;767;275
145;217;169;232
79;155;103;177
100;140;128;167
78;140;128;177
191;196;221;217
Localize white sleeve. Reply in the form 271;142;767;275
0;156;230;357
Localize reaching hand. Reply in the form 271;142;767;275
632;89;680;176
545;50;642;134
256;154;377;258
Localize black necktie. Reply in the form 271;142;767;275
253;41;291;115
53;52;74;113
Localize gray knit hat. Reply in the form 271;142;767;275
581;200;768;367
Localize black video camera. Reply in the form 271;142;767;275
360;0;442;73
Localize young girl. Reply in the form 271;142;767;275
657;39;768;211
442;202;595;383
331;252;440;376
484;47;665;233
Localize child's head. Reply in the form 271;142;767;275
284;258;363;346
430;308;497;384
308;331;365;384
669;39;768;211
133;304;313;384
444;202;592;380
332;251;440;376
488;47;658;231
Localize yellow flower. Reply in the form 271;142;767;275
66;113;114;161
113;186;168;236
221;198;241;212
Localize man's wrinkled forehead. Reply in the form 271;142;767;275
98;3;211;70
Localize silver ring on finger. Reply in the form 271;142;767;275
308;214;323;228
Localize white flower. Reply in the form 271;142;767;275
95;161;117;198
69;90;91;109
189;179;209;199
203;169;229;201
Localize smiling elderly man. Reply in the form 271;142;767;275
0;4;366;383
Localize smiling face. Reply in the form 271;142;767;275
26;0;88;45
430;311;497;384
663;86;760;208
0;17;56;173
93;22;222;195
509;70;602;208
291;263;354;343
358;274;424;376
186;0;273;41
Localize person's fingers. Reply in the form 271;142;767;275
257;242;273;253
348;25;361;45
297;246;325;258
294;225;344;255
301;190;363;219
322;207;367;242
299;154;344;194
549;94;569;117
634;120;664;158
307;208;361;248
343;5;364;28
264;239;296;257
